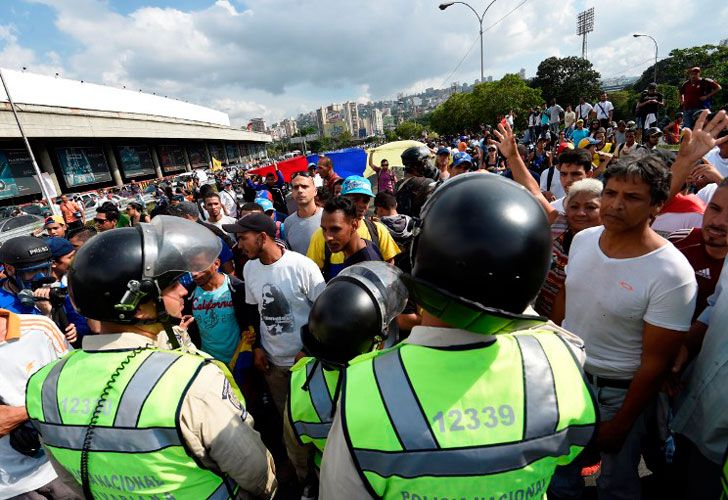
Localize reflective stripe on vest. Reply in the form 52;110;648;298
114;351;179;427
290;360;335;447
343;332;597;496
26;348;236;499
30;420;181;452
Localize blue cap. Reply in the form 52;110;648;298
341;175;374;198
255;197;275;212
436;147;450;156
452;152;473;167
46;237;74;260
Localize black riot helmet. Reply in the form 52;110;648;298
0;236;53;290
68;216;221;329
401;145;438;179
302;262;408;368
401;173;552;333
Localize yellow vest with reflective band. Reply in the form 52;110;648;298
25;347;240;499
288;357;340;468
342;331;597;499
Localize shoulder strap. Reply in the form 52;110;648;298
546;167;555;191
323;244;332;282
363;218;380;250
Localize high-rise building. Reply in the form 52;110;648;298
519;68;526;79
249;117;266;133
343;101;360;136
281;118;298;138
371;108;384;135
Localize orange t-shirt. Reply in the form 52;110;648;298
60;201;83;223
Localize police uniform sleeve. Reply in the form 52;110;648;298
374;221;401;261
319;401;372;500
179;364;277;498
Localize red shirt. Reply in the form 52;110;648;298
669;227;725;321
681;78;719;110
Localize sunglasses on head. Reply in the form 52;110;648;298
291;171;312;179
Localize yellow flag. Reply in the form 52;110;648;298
211;156;222;171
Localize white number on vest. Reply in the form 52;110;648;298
432;406;515;432
60;398;114;416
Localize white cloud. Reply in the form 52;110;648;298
5;0;728;123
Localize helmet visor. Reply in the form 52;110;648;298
334;261;408;329
140;215;222;280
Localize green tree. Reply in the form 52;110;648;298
338;130;354;147
531;56;602;108
470;74;543;130
394;121;424;139
429;75;542;134
609;89;639;122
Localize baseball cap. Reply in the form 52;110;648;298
577;137;599;149
256;197;275;213
452;152;473;167
223;179;232;186
46;237;74;260
168;201;200;219
576;118;584;124
222;212;276;237
436;147;450;156
341;176;374;198
557;141;575;155
44;215;65;227
646;127;663;137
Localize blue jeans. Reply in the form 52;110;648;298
682;108;705;130
549;382;653;500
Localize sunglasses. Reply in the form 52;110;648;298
291;171;313;179
93;218;110;224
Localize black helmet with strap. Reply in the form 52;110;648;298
401;173;552;333
302;262;408;368
68;216;221;329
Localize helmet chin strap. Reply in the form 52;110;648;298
154;296;180;350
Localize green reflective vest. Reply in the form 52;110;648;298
341;330;597;499
26;347;239;500
288;357;340;468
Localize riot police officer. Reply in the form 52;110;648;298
395;145;438;218
25;216;276;499
0;236;54;315
285;262;408;491
320;173;597;499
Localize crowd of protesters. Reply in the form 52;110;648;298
1;67;727;500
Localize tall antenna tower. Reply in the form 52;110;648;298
576;8;595;60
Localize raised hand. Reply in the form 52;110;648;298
678;110;728;162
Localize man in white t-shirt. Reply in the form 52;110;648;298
548;148;594;214
204;192;237;238
219;180;238;218
0;310;77;499
593;92;614;128
550;157;697;499
703;131;728;177
226;213;324;417
575;97;593;122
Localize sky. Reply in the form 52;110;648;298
1;0;726;126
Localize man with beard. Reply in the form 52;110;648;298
224;213;324;417
669;179;728;320
284;171;322;254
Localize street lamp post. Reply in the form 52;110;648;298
439;0;498;83
633;33;659;83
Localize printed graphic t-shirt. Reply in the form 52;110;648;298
244;251;325;367
191;275;241;364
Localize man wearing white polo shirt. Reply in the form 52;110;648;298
0;310;77;499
